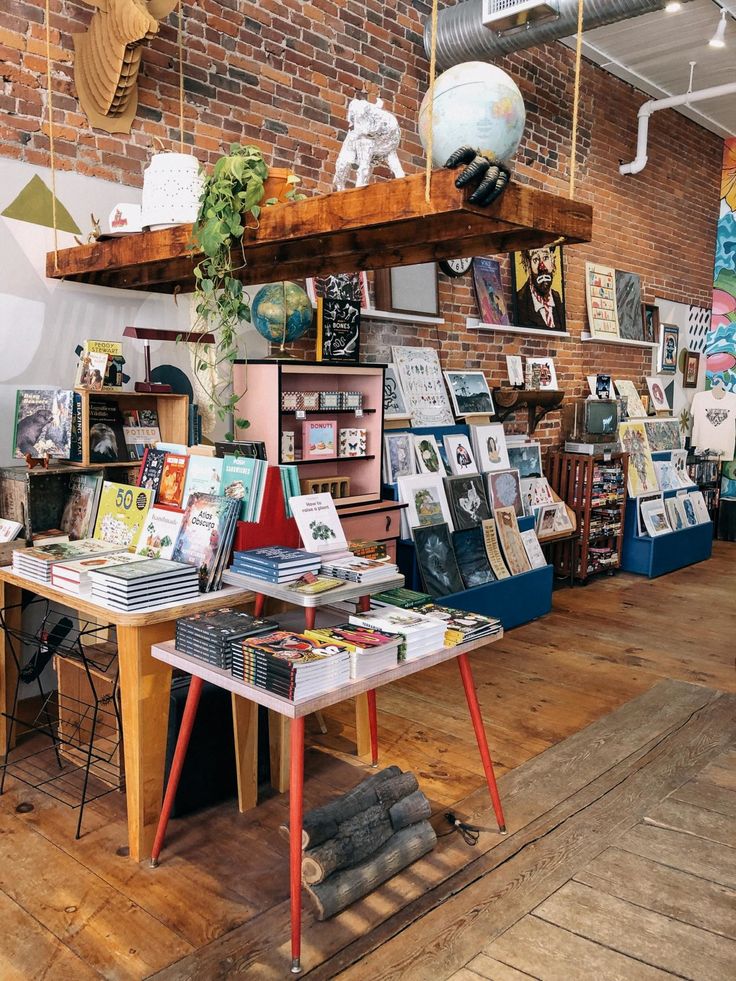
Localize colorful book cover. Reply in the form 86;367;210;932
123;426;161;460
472;257;509;326
60;473;103;541
290;492;348;554
136;506;185;560
53;551;147;582
21;538;123;564
171;493;238;576
158;453;189;509
183;455;224;501
92;481;154;549
88;397;129;463
137;447;167;498
220;455;258;520
243;631;348;665
75;340;124;390
301;420;337;460
13;389;73;459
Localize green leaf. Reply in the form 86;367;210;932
235;417;250;429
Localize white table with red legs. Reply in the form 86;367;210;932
149;629;506;975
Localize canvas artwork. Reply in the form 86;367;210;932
585;262;620;339
443;371;494;417
615;271;644;341
507;441;543;478
643;417;682;452
525;357;558;390
506;355;524;387
486;469;524;517
444;434;478;475
614;379;647;419
472;257;509;326
646;376;670;412
472;423;510;473
480;519;511;579
397;473;454;537
453;527;495;588
618;421;659;496
445;474;491;530
391;346;455;426
413;523;464;597
659;324;679;374
587;374;612;399
511;245;566;332
383;432;416;483
494;506;531;575
413;434;443;474
383;364;409;419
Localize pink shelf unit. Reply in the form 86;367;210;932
232;360;385;507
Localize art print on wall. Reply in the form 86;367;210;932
585;262;620;339
618;421;659;496
413;522;464;597
659;324;679;374
506;355;524;387
391;346;455;427
615;270;644;341
587;374;612;399
525;357;558;391
642;303;660;344
443;371;494;417
511;245;566;332
683;350;700;388
472;257;510;326
383;364;409;419
643;417;682;452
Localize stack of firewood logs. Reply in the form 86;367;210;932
282;766;436;920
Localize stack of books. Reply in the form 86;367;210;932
371;586;432;609
171;493;240;591
414;604;502;646
13;539;123;584
305;624;400;680
349;539;388;560
320;555;399;585
348;608;446;662
229;545;322;584
231;630;351;701
175;608;276;670
51;551;149;594
88;558;200;610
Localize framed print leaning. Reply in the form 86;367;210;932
511;245;566;332
659;324;679;374
585;262;619;339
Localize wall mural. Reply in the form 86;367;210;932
709;136;736;392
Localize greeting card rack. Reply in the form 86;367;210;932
385;424;554;630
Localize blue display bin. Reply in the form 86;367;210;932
620;492;713;578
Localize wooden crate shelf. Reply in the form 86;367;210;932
45;171;593;294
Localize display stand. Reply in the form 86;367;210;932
620;492;713;577
233;465;300;553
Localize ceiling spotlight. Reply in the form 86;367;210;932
665;2;681;12
709;9;727;48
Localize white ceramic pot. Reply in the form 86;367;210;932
141;152;203;230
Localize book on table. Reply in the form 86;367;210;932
171;493;241;591
304;623;400;679
231;630;352;700
229;545;322;583
92;482;154;550
136;506;185;560
347;608;446;661
137;447;167;499
89;558;200;609
13;538;125;582
176;608;277;670
51;551;148;594
290;492;351;560
59;472;103;541
320;555;399;585
412;603;502;644
371;587;432;609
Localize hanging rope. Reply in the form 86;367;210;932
569;0;584;199
424;0;439;204
44;0;59;268
178;0;185;152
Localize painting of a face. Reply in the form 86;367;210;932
525;247;556;297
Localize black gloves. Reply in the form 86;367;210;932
445;146;510;206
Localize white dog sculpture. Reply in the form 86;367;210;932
334;97;405;190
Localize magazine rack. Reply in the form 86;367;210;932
233;465;300;553
620;491;713;578
0;596;122;837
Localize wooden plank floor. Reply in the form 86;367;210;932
0;543;732;979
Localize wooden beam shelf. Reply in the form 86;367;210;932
493;387;565;435
46;170;592;294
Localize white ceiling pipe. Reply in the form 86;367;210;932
620;80;736;174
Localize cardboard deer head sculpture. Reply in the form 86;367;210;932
74;0;179;133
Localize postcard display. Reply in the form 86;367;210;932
620;449;713;578
383;422;553;631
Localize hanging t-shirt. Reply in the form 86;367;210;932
690;389;736;461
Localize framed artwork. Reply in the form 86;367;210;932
472;257;510;326
376;263;439;317
506;355;524;387
646;376;670;412
413;522;464;597
486;469;524;517
642;303;660;344
471;423;510;473
453;527;495;588
510;245;566;332
383;364;409;419
444;474;492;530
443;370;494;417
383;432;416;483
585;262;619;339
683;350;700;388
659;324;679;374
618;421;659;496
525;357;558;390
587;374;612;399
444;434;478;475
301;420;336;460
391;346;455;427
615;270;643;341
507;441;543;478
413;434;443;475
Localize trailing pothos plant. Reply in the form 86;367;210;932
188;143;305;439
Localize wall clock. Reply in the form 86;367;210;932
439;257;473;277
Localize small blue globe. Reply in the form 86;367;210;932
251;282;313;345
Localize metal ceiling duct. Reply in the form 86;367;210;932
425;0;670;69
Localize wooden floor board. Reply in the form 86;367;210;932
644;796;736;848
617;823;736;889
669;776;736;818
464;953;539;981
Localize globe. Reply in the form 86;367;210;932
251;282;313;345
418;61;526;168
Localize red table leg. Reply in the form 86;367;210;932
366;689;379;767
150;675;204;867
304;607;316;630
253;593;265;617
290;715;305;974
456;652;506;834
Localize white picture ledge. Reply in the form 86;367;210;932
580;332;659;349
466;318;570;339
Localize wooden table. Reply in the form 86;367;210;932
150;631;506;974
0;567;255;862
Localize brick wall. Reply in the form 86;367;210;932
0;0;722;450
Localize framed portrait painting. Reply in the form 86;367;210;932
659;324;679;374
511;245;566;333
683;350;700;389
